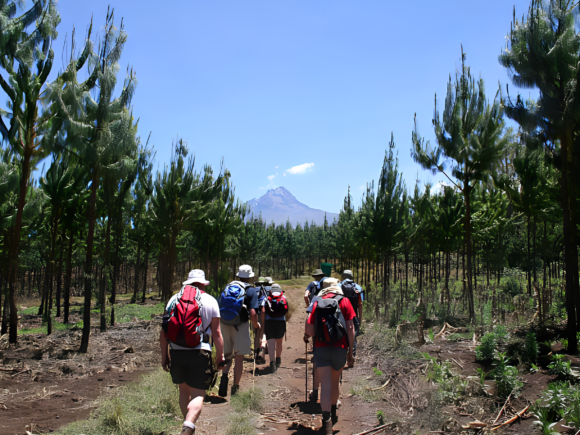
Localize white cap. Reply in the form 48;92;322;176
236;264;254;278
183;269;210;286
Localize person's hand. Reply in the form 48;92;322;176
303;333;310;344
347;352;354;368
254;321;261;330
161;355;171;372
216;353;225;369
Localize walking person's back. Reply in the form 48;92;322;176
160;269;224;435
261;282;289;372
218;264;261;397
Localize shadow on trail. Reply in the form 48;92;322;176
203;395;227;404
290;400;321;416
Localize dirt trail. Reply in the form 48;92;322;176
194;287;380;435
0;289;379;435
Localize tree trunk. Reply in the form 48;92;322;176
141;245;150;303
464;184;475;322
56;239;64;318
80;170;99;353
64;230;75;324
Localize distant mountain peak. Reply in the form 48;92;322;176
247;187;337;226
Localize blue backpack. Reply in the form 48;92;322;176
219;282;248;326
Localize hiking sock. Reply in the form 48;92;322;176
181;421;195;434
275;357;281;368
269;361;277;373
322;411;332;434
218;374;229;397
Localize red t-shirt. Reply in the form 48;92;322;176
307;293;356;349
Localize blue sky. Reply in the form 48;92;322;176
51;0;532;214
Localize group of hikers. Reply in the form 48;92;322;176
159;264;364;435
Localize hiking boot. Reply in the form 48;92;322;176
231;385;239;396
270;361;277;373
275;357;281;368
255;347;266;364
180;426;195;435
309;389;318;402
322;412;333;434
218;374;228;397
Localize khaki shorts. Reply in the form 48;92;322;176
221;321;252;355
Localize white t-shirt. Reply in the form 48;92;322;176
164;289;220;351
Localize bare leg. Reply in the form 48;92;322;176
267;338;276;363
317;366;332;413
331;368;342;405
275;337;283;358
233;354;244;386
179;384;206;423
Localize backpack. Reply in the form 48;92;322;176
219;282;248;326
164;285;208;348
341;280;360;312
313;295;347;344
265;290;289;318
257;285;270;307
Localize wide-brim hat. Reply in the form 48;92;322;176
183;269;210;286
237;264;255;278
321;277;340;289
311;269;325;277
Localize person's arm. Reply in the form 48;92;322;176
358;294;363;320
304;290;310;307
210;317;224;368
261;309;266;330
346;319;355;367
160;329;170;371
304;307;316;342
250;308;260;330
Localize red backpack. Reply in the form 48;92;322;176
265;290;289;318
166;285;207;348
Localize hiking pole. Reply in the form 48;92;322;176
305;340;308;403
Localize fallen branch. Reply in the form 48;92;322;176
492;394;511;424
0;368;16;372
435;324;447;338
353;423;396;435
450;358;463;369
491;404;530;431
366;379;390;391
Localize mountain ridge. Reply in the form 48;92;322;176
246;187;338;226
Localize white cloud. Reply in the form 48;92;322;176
267;175;275;181
285;162;314;175
275;166;279;169
358;185;365;190
283;173;286;176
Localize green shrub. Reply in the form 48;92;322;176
524;332;539;364
493;325;508;343
230;388;264;413
376;410;386;425
493;352;523;398
548;354;580;383
532;408;559;435
475;332;496;362
501;276;521;297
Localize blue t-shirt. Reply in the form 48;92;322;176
230;283;259;323
306;278;328;301
340;279;364;301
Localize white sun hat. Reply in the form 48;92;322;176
183;269;210;286
236;264;255;278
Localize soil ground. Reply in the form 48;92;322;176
2;287;580;435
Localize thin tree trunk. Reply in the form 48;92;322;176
80;170;99;353
64;230;74;324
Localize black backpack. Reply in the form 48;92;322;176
314;295;347;344
341;281;359;312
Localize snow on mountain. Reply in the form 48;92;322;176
246;187;338;226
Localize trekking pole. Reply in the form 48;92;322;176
305;340;308;402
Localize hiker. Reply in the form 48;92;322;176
160;269;224;435
218;264;261;397
304;268;326;307
261;282;289;373
304;277;356;434
340;269;364;356
253;276;273;364
304;269;327;402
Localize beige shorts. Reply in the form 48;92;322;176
221;322;252;356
